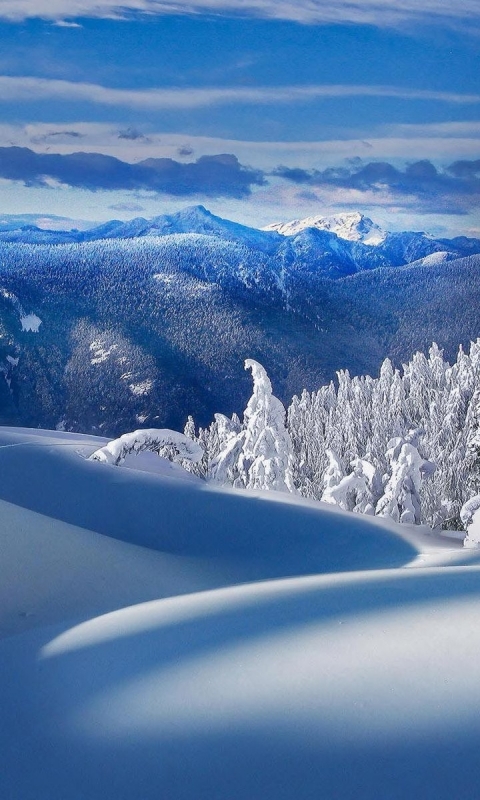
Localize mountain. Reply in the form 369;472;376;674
1;205;479;274
0;205;479;435
0;212;95;232
83;205;281;253
0;206;479;436
263;210;387;245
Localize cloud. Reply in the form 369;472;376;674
447;159;480;179
382;121;480;138
0;0;479;31
29;129;84;144
109;202;145;212
52;19;82;27
0;75;478;111
118;127;147;141
0;146;265;197
178;145;194;157
272;158;480;213
2;122;479;173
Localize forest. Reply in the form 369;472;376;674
184;344;480;535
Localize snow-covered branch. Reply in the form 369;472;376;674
89;428;203;466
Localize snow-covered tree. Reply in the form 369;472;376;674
237;359;295;492
322;452;378;514
376;431;435;524
89;428;203;466
198;360;295;493
321;449;345;504
464;391;480;497
460;495;480;548
284;340;480;527
209;413;245;486
186;340;480;528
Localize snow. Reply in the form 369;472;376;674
464;507;480;548
128;379;153;396
461;495;480;548
210;359;295;492
89;339;117;364
153;272;174;283
2;425;480;799
20;312;42;332
89;427;203;465
263;211;386;245
0;287;42;332
416;250;451;266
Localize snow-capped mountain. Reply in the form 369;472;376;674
263;211;387;245
1;205;479;279
1;205;479;268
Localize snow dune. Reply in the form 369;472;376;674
2;427;480;799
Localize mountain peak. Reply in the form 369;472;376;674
262;211;386;245
171;204;212;221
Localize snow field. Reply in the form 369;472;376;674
1;427;480;799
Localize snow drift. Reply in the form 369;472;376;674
2;426;480;800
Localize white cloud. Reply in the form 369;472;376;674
1;121;479;169
0;0;478;30
381;121;480;138
0;75;478;111
53;19;83;27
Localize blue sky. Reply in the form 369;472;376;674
0;1;479;235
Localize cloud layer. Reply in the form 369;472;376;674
2;120;478;167
0;0;479;30
0;76;478;111
1;145;479;216
0;147;264;197
273;159;480;214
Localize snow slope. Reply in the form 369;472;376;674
1;427;480;799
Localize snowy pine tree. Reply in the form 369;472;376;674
375;431;435;524
461;494;480;548
197;360;295;493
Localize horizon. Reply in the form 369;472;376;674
0;203;477;238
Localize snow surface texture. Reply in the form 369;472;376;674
2;426;480;800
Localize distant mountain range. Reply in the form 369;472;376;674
1;205;479;277
0;205;479;435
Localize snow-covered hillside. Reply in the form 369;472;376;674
2;426;480;799
2;206;480;437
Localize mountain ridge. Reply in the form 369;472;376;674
1;204;479;278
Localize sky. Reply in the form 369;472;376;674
0;1;479;235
